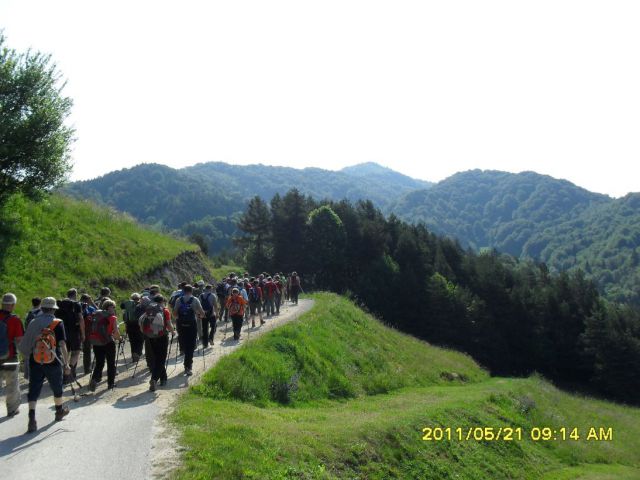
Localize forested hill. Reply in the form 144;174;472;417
388;170;640;304
63;161;431;253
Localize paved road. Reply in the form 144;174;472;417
0;299;314;480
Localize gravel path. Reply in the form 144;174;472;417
0;299;314;480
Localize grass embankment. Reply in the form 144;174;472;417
0;193;198;316
171;293;640;479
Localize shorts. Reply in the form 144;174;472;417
66;328;82;352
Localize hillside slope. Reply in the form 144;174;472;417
171;293;640;479
389;170;640;303
0;193;211;316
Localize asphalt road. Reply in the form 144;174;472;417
0;299;313;480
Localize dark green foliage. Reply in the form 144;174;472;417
238;189;640;405
0;33;74;208
389;170;640;305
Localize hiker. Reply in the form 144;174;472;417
18;296;71;433
121;293;144;361
289;272;302;305
172;285;205;376
199;284;218;347
80;293;97;375
169;282;186;310
24;297;42;328
139;295;174;391
56;288;85;382
226;288;248;340
274;275;284;314
95;286;112;308
1;293;25;418
263;277;279;316
248;279;264;328
88;300;122;391
215;279;227;320
23;297;42;380
193;280;206;343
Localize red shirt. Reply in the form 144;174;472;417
0;310;25;358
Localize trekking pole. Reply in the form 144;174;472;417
131;354;141;378
166;333;174;370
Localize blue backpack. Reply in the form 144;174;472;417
0;314;11;361
177;296;196;326
249;287;260;303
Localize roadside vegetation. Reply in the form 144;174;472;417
171;293;640;479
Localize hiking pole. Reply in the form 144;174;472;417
166;333;174;370
131;354;142;378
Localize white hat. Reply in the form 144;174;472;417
2;293;17;305
41;297;58;309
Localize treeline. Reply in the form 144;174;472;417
237;189;640;405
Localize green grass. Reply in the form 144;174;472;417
171;293;640;479
0;193;199;317
192;293;487;406
210;264;246;282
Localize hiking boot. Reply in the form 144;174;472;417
55;405;70;421
132;353;140;362
149;379;157;392
260;319;265;325
89;378;97;392
27;417;37;433
184;368;193;377
159;378;167;387
107;383;115;390
251;322;255;328
7;408;19;418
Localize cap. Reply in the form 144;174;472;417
131;293;141;300
2;293;17;305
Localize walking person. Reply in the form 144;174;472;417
139;295;174;391
1;293;25;418
172;285;205;376
80;293;97;375
274;275;284;314
56;288;85;382
23;297;42;380
199;284;218;347
88;300;122;391
226;288;248;341
18;296;71;433
289;272;302;305
248;279;264;328
121;293;143;362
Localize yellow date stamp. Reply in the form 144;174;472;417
421;426;613;442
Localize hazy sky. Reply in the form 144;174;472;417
1;1;638;197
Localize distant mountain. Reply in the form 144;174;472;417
389;170;640;304
63;161;429;253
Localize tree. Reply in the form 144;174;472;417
307;205;347;290
235;196;272;272
0;33;75;207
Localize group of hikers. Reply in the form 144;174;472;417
0;271;303;434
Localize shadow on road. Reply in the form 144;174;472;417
0;420;66;460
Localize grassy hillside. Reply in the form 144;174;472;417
171;293;640;479
0;193;199;317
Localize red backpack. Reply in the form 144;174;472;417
88;310;112;346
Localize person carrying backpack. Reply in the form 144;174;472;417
263;277;279;317
172;285;204;376
88;300;122;392
139;295;174;391
289;272;302;305
18;297;71;433
248;279;264;328
199;284;218;348
22;297;42;380
80;294;97;375
1;293;25;418
226;288;248;341
273;275;284;314
56;289;85;383
121;293;143;362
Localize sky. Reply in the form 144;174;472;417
1;0;639;197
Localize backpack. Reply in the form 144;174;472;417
141;303;165;338
216;282;226;297
249;287;260;303
228;297;242;316
177;296;196;326
169;291;183;309
88;310;112;346
200;292;214;313
121;299;138;324
0;313;15;362
33;319;62;365
57;299;80;331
